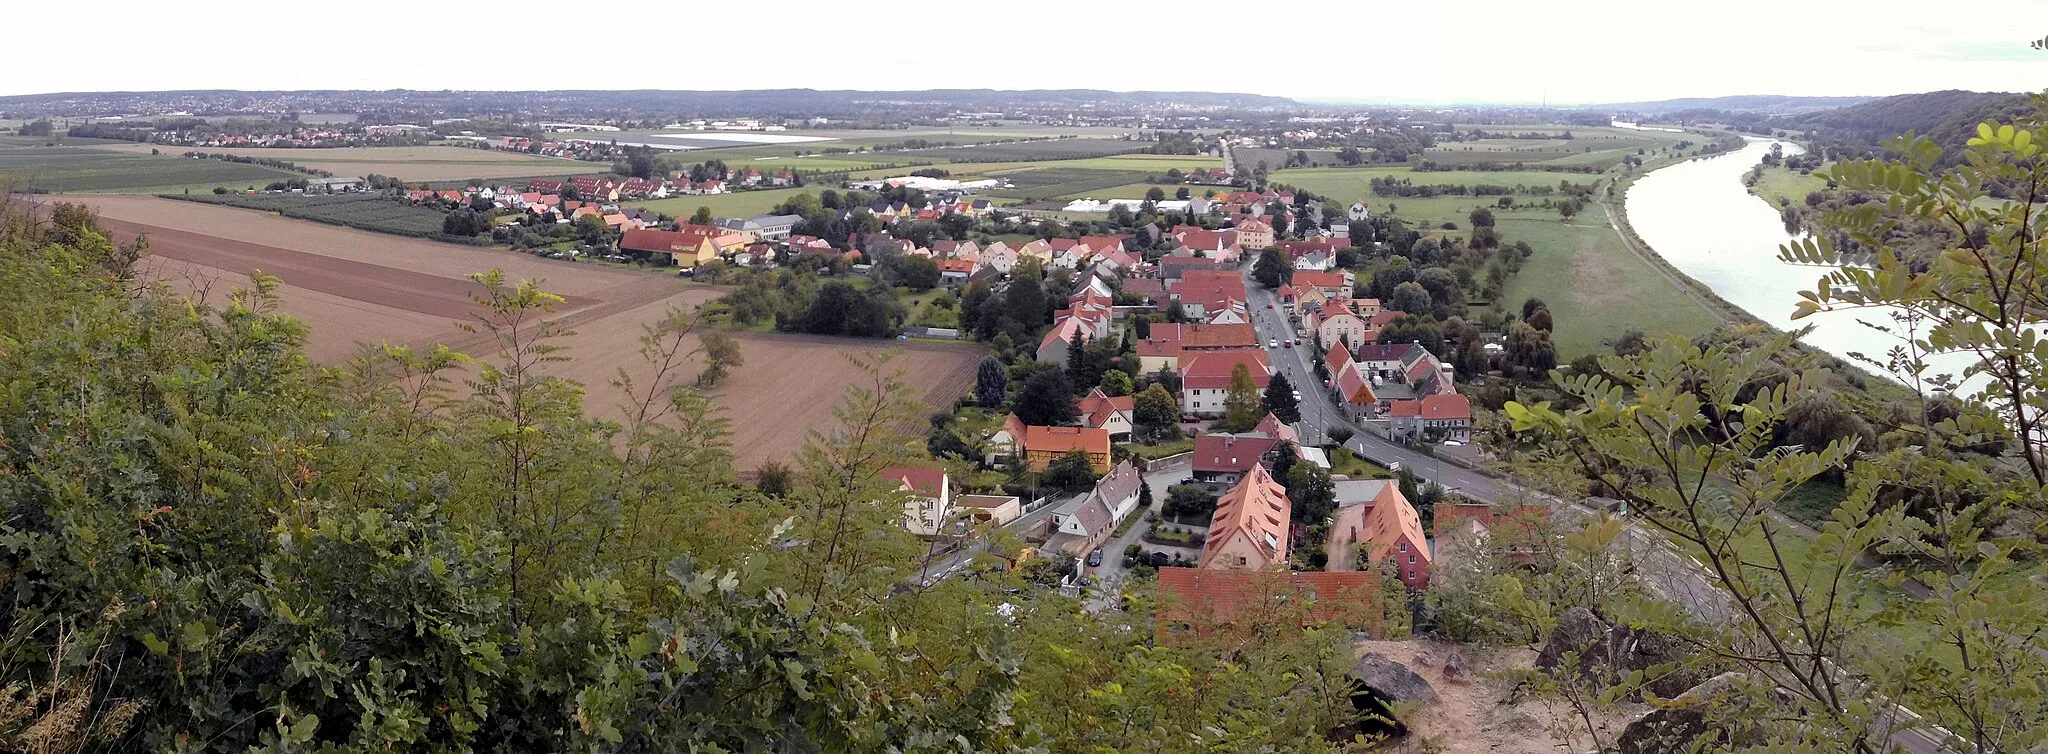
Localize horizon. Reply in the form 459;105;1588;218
10;0;2045;104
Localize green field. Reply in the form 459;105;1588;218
1748;165;1830;210
166;193;470;241
1496;216;1719;359
627;187;812;220
0;146;303;193
1272;166;1603;209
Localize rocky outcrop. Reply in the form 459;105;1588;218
1616;673;1775;754
1536;606;1705;700
1351;652;1437;704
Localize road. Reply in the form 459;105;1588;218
1242;265;1958;754
1081;458;1193;611
1238;266;1498;497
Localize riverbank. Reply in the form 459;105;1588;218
1594;130;1763;329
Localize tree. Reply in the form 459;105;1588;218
1064;335;1089;385
1132;383;1179;439
755;460;795;497
1263;370;1299;423
1222;363;1262;432
1099;369;1133;396
1145;186;1166;202
1013;368;1078;426
694;329;744;388
1042;449;1100;491
975;355;1007;407
1387;281;1433;316
691;206;715;225
1525;305;1554;333
441;207;486;236
1502;321;1555;377
889;255;940;291
1133;315;1151;340
1557;197;1582;221
1163;484;1216;520
1252;247;1293;289
1284;462;1335;525
1468;207;1496;228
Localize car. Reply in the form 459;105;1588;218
1266;302;1274;309
1443;440;1464;446
1268;339;1278;348
1292;390;1302;400
1387;462;1403;473
1283;340;1293;348
1086;549;1104;567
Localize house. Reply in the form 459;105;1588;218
1234;218;1275;250
1076;388;1135;440
1018;423;1112;473
1386;393;1473;443
879;466;950;536
620;228;719;267
1179;349;1271;417
1291;270;1352;300
980;242;1018;274
750;214;803;241
1133;322;1258;373
1192;432;1281;492
1155;568;1385;638
936;257;977;287
1201;465;1291;570
1348;201;1371;222
1015;239;1054;265
954;494;1024;526
1315;299;1369;351
931;239;981;262
1035;317;1094;366
1325;479;1431;589
1333;362;1380;420
1050;460;1145;556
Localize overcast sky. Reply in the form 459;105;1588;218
10;1;2046;104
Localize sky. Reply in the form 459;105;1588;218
9;0;2046;105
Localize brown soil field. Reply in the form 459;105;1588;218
66;195;633;296
94;144;590;182
65;195;981;467
136;255;461;362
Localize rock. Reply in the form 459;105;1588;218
1615;673;1775;754
1350;652;1437;705
1442;648;1470;682
1536;606;1705;700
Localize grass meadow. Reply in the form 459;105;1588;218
0;147;304;193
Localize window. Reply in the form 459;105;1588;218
1408;554;1415;564
1397;541;1406;552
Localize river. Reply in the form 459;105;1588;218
1622;138;1968;385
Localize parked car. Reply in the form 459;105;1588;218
1086;549;1104;567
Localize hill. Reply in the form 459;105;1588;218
1786;89;2022;137
1589;94;1877;114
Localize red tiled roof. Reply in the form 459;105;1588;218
1156;567;1382;631
1335;363;1377;405
1180;349;1270;391
879;466;946;497
1022;424;1109;456
1324;341;1353;375
1202;464;1291;568
1077;388;1134;429
1293;270;1349;290
1390;393;1471;421
1193;433;1281;474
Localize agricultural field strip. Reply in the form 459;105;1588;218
95;215;586;320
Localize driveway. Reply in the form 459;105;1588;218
1081;461;1197;612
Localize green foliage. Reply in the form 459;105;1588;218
0;198;1381;754
1264;370;1300;423
1222;363;1263;432
1013;368;1078;426
1252;247;1292;289
1043;449;1101;492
